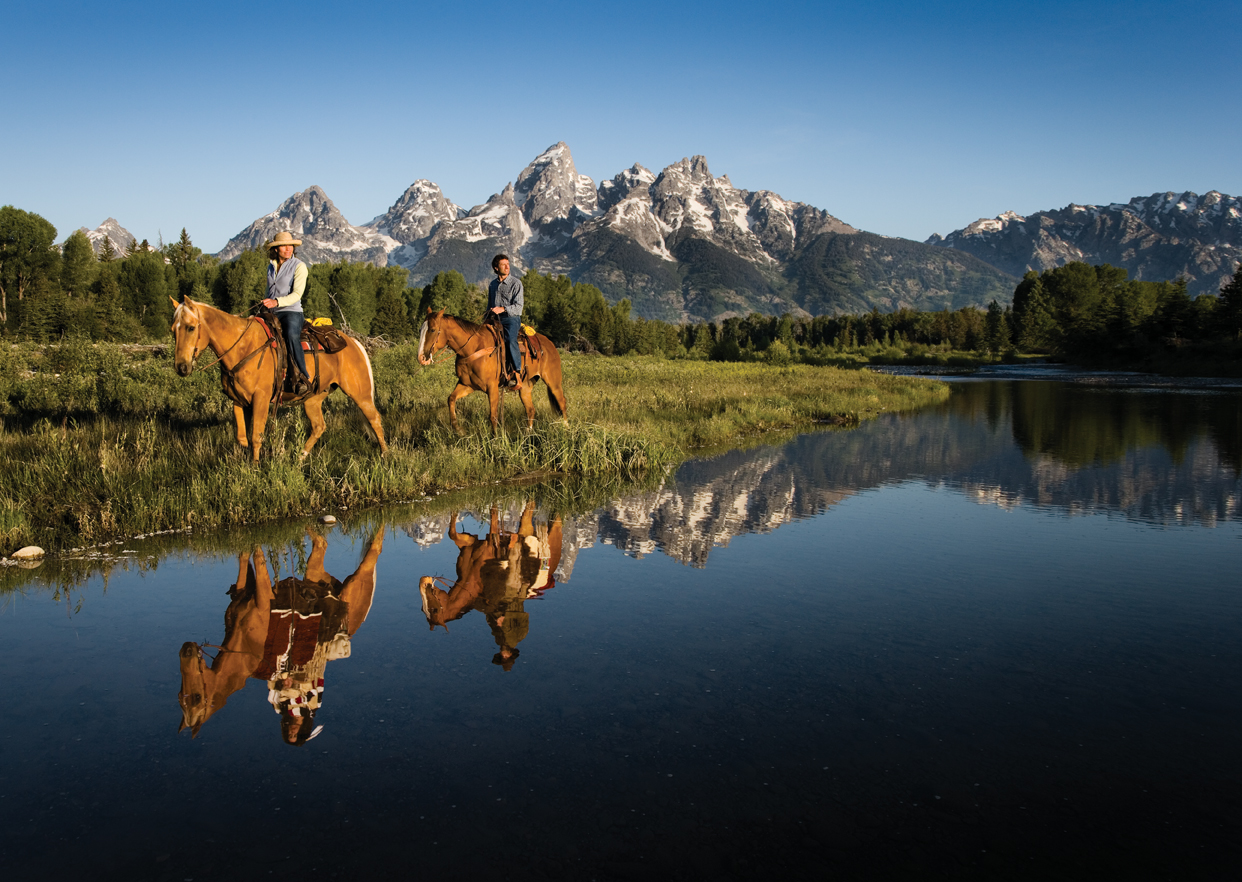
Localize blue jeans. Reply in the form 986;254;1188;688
497;313;521;375
277;310;308;378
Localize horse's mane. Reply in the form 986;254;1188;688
441;313;484;333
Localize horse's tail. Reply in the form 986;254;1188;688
546;382;563;417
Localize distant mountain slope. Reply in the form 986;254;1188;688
791;232;1019;315
928;191;1242;297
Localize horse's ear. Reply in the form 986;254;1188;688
177;717;187;734
169;296;179;307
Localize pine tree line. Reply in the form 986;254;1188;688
4;205;1239;366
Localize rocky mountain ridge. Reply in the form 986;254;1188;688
928;191;1242;297
79;218;136;256
212;142;1017;321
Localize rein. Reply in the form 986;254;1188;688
191;316;261;374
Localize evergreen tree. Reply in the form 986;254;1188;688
417;270;484;323
984;299;1010;354
0;205;59;331
1013;274;1058;352
370;284;412;341
60;230;97;298
1216;264;1242;341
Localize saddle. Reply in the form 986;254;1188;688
482;315;542;385
255;313;346;400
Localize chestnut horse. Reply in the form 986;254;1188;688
170;295;387;460
417;309;568;433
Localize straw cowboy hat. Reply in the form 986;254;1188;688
264;231;302;249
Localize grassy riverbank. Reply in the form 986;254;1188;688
0;341;948;555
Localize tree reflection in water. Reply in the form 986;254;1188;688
176;527;384;743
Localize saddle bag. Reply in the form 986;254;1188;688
302;323;348;354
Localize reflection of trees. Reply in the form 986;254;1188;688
1004;381;1239;471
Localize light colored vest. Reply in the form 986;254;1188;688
268;257;305;313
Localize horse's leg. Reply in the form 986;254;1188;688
233;403;249;449
252;547;274;612
517;380;536;429
300;392;330;460
447;383;473;434
249;399;271;461
342;389;387;455
487;382;502;433
305;530;329;583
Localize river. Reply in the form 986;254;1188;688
2;373;1240;880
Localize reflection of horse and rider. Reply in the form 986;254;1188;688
419;502;562;671
178;528;384;744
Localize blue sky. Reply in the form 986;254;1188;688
3;0;1237;252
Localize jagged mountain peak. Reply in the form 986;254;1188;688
217;185;395;266
513;141;597;236
79;218;136;256
368;179;464;245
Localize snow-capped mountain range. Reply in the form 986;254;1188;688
927;191;1242;297
84;143;1241;319
213;142;1015;321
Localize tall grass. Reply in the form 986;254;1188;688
0;342;947;554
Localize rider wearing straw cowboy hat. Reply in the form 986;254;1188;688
261;231;310;395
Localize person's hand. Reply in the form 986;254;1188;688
491;306;504;314
262;298;277;308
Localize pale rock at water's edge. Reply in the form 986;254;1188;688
11;546;46;560
928;191;1242;297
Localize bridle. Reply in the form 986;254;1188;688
175;305;260;374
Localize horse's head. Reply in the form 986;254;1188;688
169;296;207;377
418;308;447;366
419;576;451;631
177;641;213;738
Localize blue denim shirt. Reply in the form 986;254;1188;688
487;275;524;318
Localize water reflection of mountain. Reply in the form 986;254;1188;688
403;382;1241;571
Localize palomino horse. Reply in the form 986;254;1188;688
170;295;388;460
177;528;384;739
417;309;568;433
419;502;562;669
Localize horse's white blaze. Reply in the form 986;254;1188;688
417;320;429;357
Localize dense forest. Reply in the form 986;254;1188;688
3;205;1239;370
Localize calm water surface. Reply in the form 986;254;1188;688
3;378;1240;881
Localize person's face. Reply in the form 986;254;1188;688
495;258;510;279
277;244;294;261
